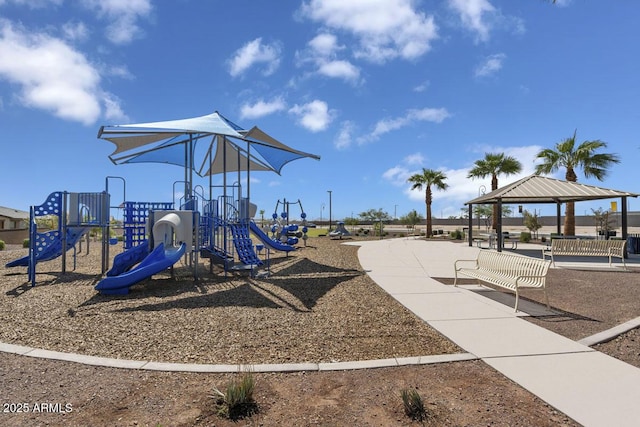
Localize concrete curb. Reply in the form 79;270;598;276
578;316;640;347
0;341;477;373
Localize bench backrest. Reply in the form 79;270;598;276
551;238;626;255
476;250;550;281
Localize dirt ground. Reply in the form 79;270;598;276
1;237;638;426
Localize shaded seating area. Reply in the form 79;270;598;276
465;175;639;254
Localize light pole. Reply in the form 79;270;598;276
327;190;332;231
394;204;398;220
320;203;325;225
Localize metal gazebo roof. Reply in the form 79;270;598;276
464;174;638;252
466;175;638;205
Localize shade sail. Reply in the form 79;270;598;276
197;126;321;176
100;111;246;166
198;135;278;175
465;175;638;205
99;111;320;178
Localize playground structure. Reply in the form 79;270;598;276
269;198;310;247
7;110;320;293
6;180;282;293
329;221;351;239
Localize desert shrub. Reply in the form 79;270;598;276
212;371;257;420
401;388;427;421
450;229;464;240
0;240;5;251
520;232;531;242
23;239;30;248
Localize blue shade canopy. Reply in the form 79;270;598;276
199;126;321;176
99;111;320;176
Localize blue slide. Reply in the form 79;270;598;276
106;240;150;277
95;242;186;295
6;227;89;268
249;221;296;252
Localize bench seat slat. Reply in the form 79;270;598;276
544;239;626;269
454;250;551;312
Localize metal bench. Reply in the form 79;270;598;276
454;251;551;312
543;238;626;269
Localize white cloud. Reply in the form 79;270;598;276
81;0;152;45
308;33;342;56
448;0;496;43
474;53;505;77
360;107;451;143
240;97;287;119
289;99;335;132
413;80;430;93
297;32;362;84
0;19;125;125
383;145;544;216
334;120;354;150
404;152;425;165
102;92;128;122
299;0;438;63
61;21;89;42
382;165;413;186
228;38;282;77
317;60;360;81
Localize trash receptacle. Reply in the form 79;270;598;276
627;236;640;254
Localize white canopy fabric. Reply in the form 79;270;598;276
99;111;320;175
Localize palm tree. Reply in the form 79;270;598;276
535;130;620;236
467;153;522;230
407;168;448;237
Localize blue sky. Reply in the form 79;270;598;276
1;0;638;222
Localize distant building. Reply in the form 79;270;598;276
0;206;29;244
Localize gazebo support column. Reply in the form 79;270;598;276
556;203;562;235
468;204;474;246
496;200;503;252
622;196;628;257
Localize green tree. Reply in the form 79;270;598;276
407;169;448;238
400;210;423;234
535;130;620;236
468;153;522;231
359;208;391;237
523;209;543;240
473;205;493;230
343;216;359;232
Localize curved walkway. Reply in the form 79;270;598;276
352;237;640;427
2;237;640;427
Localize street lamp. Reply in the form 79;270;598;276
327;190;332;231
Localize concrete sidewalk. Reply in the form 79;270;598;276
352;237;640;427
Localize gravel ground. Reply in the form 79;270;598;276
0;237;638;426
0;239;459;364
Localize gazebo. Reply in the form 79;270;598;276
465;175;639;251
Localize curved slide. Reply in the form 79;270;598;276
6;227;89;268
106;240;150;277
249;221;296;252
95;242;186;295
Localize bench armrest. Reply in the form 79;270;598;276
515;274;548;287
454;259;478;270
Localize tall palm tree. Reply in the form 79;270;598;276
467;153;522;230
408;168;448;237
535;130;620;236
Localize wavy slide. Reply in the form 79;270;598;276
6;227;89;268
95;242;186;295
249;221;296;252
